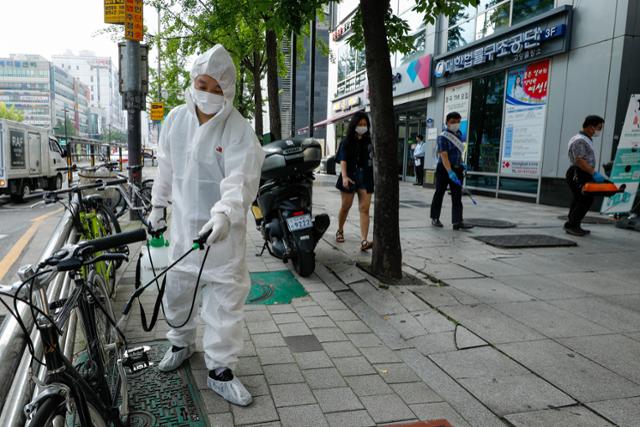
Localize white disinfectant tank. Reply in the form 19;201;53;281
140;233;170;286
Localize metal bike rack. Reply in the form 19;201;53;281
0;204;77;425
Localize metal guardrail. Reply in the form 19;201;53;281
0;205;77;426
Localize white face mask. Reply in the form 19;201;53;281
355;126;368;135
449;123;460;132
193;88;224;115
593;130;602;138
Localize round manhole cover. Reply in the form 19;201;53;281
465;218;516;228
128;411;157;427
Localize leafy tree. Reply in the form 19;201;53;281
0;102;24;122
53;117;77;137
348;0;478;279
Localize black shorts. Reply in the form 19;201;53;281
336;168;374;194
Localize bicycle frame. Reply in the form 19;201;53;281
77;210;114;285
29;272;126;426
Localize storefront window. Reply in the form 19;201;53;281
475;2;510;39
336;46;365;98
447;0;555;51
448;18;475;51
512;0;554;25
499;177;538;194
467;71;505;174
465;174;497;190
400;30;427;64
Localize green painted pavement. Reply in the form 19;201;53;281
247;270;308;305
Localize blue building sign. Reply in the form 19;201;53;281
434;6;572;87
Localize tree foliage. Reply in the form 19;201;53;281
53;117;77;137
0;102;24;122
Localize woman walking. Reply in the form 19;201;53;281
335;112;374;252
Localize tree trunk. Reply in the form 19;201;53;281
265;28;282;141
237;64;247;117
252;50;264;140
360;0;402;279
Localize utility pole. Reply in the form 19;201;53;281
121;40;148;220
64;107;72;185
156;6;163;147
308;16;316;138
290;32;297;138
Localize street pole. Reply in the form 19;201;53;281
64;108;72;185
156;7;163;151
290;32;297;138
308;16;316;138
123;40;144;220
157;7;162;101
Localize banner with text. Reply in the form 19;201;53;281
500;59;549;177
602;94;640;213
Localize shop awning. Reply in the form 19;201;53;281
296;108;365;134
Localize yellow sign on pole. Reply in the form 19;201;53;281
125;0;144;41
150;102;165;121
104;0;125;24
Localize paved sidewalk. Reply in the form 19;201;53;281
116;174;640;427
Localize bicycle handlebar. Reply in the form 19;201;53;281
77;229;147;255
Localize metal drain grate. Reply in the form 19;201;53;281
473;234;577;248
125;341;208;427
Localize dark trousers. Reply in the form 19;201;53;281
430;163;463;224
565;166;595;228
415;157;424;185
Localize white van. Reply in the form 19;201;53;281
0;119;66;202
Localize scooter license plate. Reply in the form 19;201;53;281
286;214;313;231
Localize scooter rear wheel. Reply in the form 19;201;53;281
292;251;315;277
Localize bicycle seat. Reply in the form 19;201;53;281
84;194;105;207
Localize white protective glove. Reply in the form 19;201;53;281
148;206;167;231
199;213;231;245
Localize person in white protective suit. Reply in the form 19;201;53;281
148;44;265;407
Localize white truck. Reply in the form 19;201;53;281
0;119;66;202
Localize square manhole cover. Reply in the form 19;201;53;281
474;234;577;248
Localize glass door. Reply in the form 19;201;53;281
397;121;407;178
405;122;421;181
466;71;505;191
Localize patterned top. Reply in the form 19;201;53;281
568;132;595;168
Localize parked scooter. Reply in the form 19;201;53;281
252;137;330;277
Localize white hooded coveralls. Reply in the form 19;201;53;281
151;45;265;371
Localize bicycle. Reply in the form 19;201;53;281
44;179;125;297
0;229;149;426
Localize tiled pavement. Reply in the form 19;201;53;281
114;173;640;426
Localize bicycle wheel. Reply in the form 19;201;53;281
140;179;154;212
27;393;109;427
86;270;122;405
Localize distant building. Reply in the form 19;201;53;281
0;55;52;128
261;14;330;147
52;52;125;134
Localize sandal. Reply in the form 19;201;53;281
336;230;345;243
360;240;373;252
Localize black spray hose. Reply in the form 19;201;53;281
118;228;213;330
